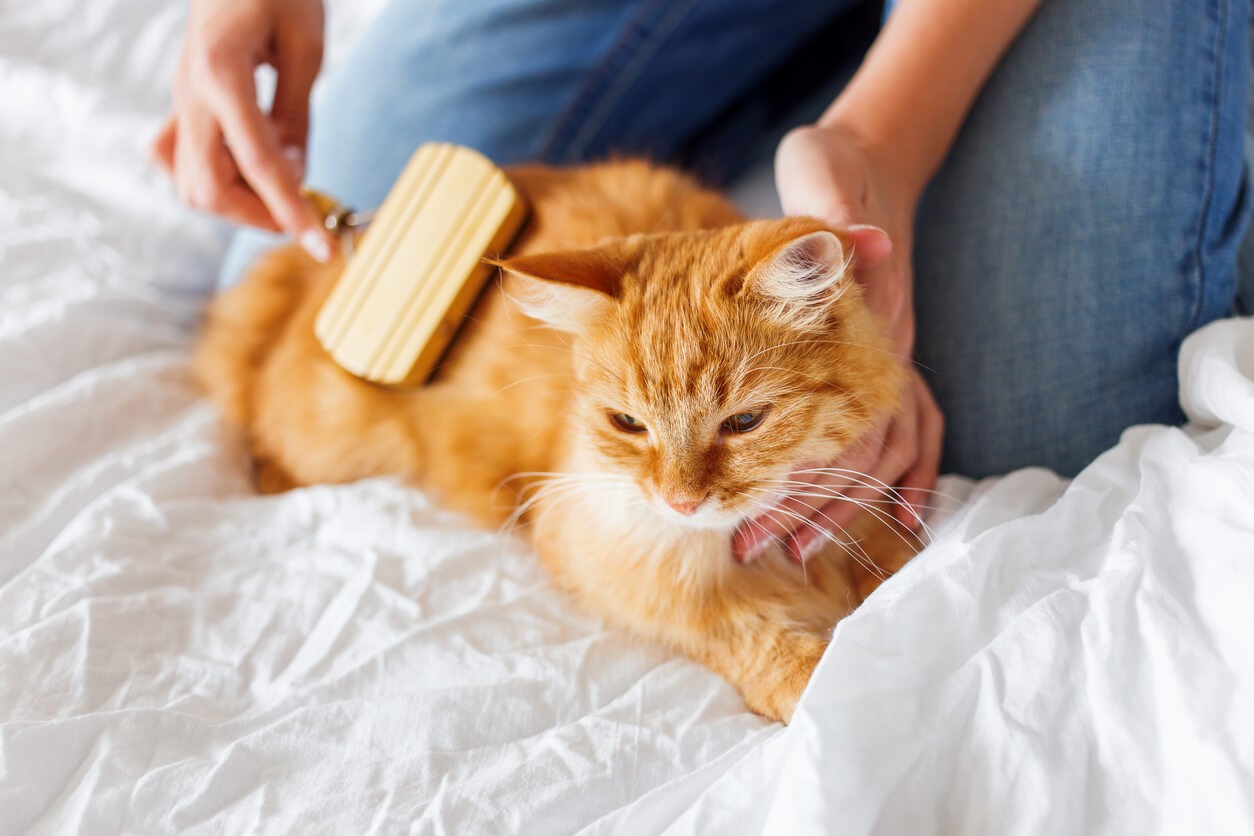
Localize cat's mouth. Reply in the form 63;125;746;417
646;491;762;532
660;504;745;531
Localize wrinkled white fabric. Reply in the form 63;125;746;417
3;1;1254;834
594;319;1254;836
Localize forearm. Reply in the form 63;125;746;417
821;0;1045;197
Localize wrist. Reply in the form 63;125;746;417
865;264;916;356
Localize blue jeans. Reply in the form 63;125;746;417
220;0;1252;479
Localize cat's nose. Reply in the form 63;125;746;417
665;492;708;516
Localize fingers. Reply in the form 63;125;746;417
784;479;893;563
773;122;913;337
271;13;324;158
733;434;886;563
763;122;938;560
175;96;282;232
153;1;332;258
203;60;329;257
732;471;821;561
871;389;920;524
896;375;943;526
733;370;946;564
782;431;915;562
151;115;176;175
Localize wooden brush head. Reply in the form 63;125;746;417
314;143;528;385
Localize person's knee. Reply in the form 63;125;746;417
931;350;1184;479
910;0;1250;478
922;0;1249;270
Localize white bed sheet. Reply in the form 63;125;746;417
2;2;1253;834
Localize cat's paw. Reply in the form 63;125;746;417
742;633;826;724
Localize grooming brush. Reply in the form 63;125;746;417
311;143;528;385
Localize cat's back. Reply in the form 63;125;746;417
435;160;743;386
505;160;743;252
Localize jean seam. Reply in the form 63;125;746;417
540;0;703;163
1186;0;1228;332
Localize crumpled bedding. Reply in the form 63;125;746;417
3;1;1253;833
603;319;1254;835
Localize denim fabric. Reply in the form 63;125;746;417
912;0;1251;476
217;0;859;283
218;0;1252;479
1235;12;1254;316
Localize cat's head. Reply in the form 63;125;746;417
495;218;903;531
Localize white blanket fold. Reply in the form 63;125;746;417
2;2;1252;833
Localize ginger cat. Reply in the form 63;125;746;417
195;160;917;722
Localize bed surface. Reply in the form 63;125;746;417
3;2;1253;833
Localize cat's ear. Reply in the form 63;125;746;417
747;228;853;328
491;246;625;334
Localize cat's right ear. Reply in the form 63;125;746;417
746;227;855;329
490;247;624;334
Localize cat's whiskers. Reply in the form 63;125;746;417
793;466;959;504
503;479;604;538
744;488;882;580
788;467;946;541
785;469;930;532
496;371;568;393
496;469;627;498
525;471;638;501
744;486;870;557
496;471;633;536
500;478;581;536
761;483;930;554
766;486;951;514
737;494;811;569
787;501;884;580
738;512;780;553
750;475;924;572
763;473;935;547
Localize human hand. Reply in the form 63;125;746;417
732;123;943;563
150;0;333;260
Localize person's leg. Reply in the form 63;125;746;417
218;0;865;287
1236;19;1254;317
909;0;1251;478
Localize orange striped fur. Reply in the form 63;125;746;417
194;160;916;722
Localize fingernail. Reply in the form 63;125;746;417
282;145;306;180
300;229;331;263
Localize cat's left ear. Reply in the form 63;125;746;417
748;228;853;328
490;245;626;334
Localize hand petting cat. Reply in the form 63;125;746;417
733;0;1045;564
732;123;944;564
150;0;335;262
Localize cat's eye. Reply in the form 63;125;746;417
721;409;768;434
610;412;648;433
